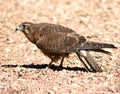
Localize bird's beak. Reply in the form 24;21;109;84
15;26;23;32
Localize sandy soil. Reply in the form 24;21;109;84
0;0;120;94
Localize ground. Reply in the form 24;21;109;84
0;0;120;94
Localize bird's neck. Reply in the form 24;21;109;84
25;34;36;44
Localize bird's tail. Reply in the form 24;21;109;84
76;51;102;72
80;41;117;50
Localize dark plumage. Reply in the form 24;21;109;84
15;22;117;72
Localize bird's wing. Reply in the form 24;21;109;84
38;23;75;34
36;32;85;53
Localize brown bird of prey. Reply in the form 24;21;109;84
15;22;117;72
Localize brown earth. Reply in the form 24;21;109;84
0;0;120;94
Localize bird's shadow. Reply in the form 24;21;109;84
1;64;87;72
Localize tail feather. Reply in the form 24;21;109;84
80;41;117;50
89;49;112;55
76;51;103;72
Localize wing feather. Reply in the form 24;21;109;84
36;32;85;53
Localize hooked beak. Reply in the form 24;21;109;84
15;26;23;32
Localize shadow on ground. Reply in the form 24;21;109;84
1;64;87;72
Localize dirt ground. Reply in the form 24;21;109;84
0;0;120;94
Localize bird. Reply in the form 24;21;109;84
15;22;117;72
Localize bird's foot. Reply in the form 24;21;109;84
58;64;63;70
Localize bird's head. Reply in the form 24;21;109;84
15;22;37;43
15;22;33;34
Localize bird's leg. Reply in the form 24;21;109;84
76;52;90;72
47;59;53;68
59;56;65;68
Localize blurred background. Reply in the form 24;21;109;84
0;0;119;94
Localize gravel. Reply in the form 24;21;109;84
0;0;120;94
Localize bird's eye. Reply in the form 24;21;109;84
20;25;29;33
21;25;26;29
